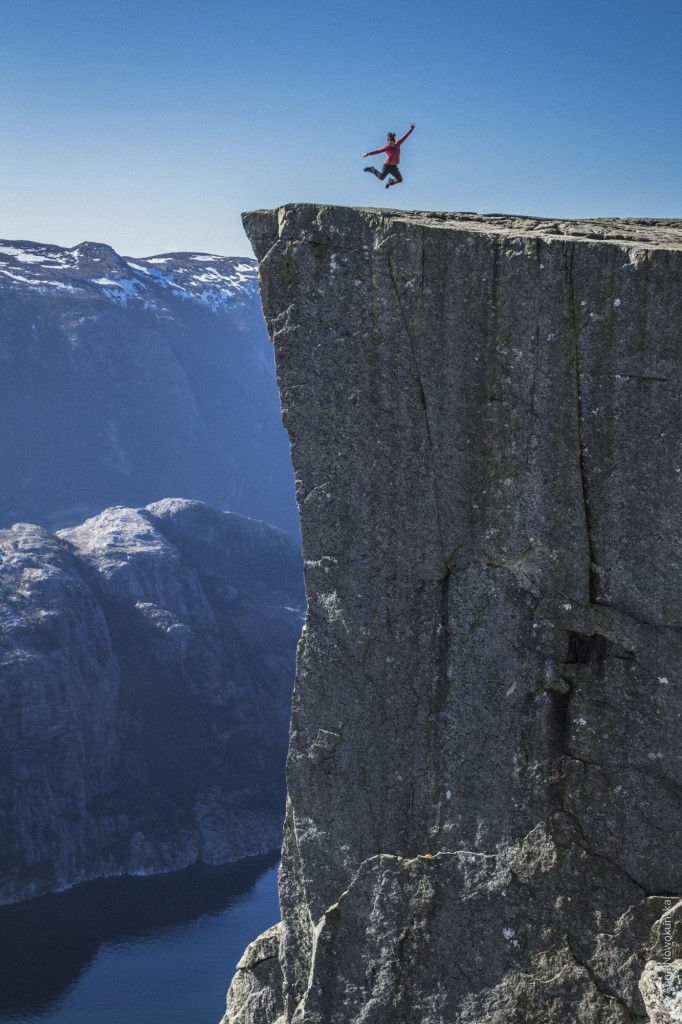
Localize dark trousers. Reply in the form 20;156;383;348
379;163;402;183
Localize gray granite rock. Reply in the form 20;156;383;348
639;961;682;1024
223;923;285;1024
228;206;682;1023
0;499;304;903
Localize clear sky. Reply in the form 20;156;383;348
1;0;680;257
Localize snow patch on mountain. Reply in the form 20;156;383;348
0;238;258;314
0;246;54;264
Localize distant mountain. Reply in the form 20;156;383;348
0;239;298;537
0;499;304;904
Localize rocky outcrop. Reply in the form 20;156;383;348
225;206;682;1023
0;240;297;537
0;499;304;903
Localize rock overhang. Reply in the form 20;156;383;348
227;204;682;1024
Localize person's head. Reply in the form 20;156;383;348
387;132;396;145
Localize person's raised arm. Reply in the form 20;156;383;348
396;124;416;146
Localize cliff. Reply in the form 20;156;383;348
0;499;304;903
0;240;298;537
226;206;682;1024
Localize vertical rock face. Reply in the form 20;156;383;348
228;206;682;1023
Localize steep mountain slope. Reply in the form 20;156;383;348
225;205;682;1024
0;499;304;904
0;240;298;536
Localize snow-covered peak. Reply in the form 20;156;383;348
0;238;258;313
123;250;258;312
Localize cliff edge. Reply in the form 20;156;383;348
227;205;682;1024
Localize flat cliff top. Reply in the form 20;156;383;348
244;204;682;257
368;209;682;246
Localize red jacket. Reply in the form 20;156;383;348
366;125;414;166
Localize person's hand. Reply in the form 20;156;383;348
410;123;416;129
362;152;369;157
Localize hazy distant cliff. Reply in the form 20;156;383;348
0;240;298;537
0;499;304;903
225;206;682;1024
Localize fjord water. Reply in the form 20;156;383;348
0;853;279;1024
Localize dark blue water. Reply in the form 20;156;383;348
0;853;280;1024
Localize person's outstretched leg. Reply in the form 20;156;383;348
364;166;381;177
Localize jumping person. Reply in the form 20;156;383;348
363;124;415;188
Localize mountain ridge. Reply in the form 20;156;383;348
0;497;304;905
0;238;257;312
0;237;298;536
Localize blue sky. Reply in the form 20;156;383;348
1;0;680;257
